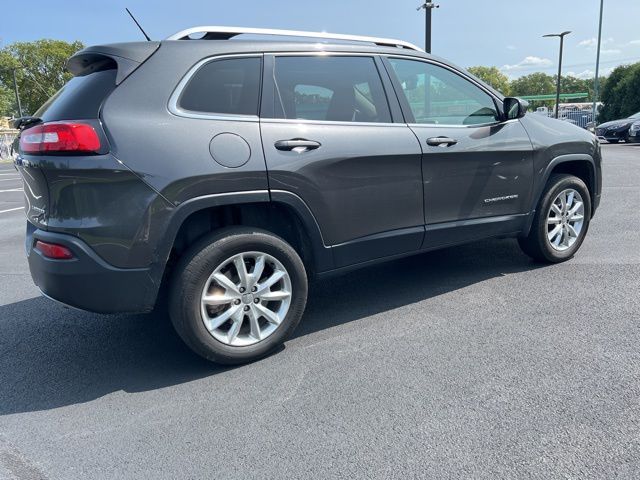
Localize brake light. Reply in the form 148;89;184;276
35;241;74;260
20;122;101;154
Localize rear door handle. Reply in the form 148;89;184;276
426;136;458;147
274;139;321;152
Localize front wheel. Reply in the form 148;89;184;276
518;174;591;263
169;227;308;364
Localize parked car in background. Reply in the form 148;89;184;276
596;111;640;143
14;27;602;364
628;119;640;143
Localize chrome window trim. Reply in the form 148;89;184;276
261;118;406;128
168;53;263;122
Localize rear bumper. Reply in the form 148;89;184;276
26;223;158;314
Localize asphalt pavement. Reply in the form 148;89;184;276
0;144;639;479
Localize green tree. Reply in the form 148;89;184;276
0;39;84;117
0;85;14;118
509;72;555;96
467;66;511;95
600;62;640;122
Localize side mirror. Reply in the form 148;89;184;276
503;97;528;120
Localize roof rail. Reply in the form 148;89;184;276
166;26;424;52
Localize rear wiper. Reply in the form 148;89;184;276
13;116;42;130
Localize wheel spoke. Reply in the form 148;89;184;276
250;254;266;289
233;255;249;287
227;309;244;343
559;194;567;213
248;308;261;341
548;224;562;242
257;270;286;293
568;202;583;217
547;216;561;225
569;214;584;223
551;204;562;216
207;304;241;330
260;290;291;301
213;272;240;294
566;190;574;209
203;292;238;306
567;224;578;238
254;303;281;325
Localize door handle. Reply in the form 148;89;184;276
274;138;321;152
426;136;458;147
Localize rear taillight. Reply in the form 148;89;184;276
35;241;74;260
20;122;101;154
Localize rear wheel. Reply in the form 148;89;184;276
169;227;308;364
518;174;591;263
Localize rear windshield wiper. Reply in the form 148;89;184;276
13;116;42;130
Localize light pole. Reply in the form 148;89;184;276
416;2;439;53
11;68;23;118
592;0;604;124
543;31;571;119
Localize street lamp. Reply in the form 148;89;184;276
592;0;604;124
416;2;439;53
543;31;571;119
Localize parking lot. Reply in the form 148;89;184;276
0;143;639;479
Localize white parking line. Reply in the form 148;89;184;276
0;207;23;214
0;188;23;193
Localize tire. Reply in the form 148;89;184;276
169;227;308;364
607;139;620;144
518;174;591;263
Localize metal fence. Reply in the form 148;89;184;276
0;132;17;161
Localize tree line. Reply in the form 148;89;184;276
0;40;638;124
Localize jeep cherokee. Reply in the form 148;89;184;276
15;27;602;364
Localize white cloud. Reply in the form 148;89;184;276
629;39;640;45
566;69;594;79
565;67;615;79
601;48;622;55
578;38;597;47
502;56;553;71
578;37;614;48
506;45;516;50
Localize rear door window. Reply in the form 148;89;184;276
178;57;262;116
271;56;392;123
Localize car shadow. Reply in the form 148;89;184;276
0;238;542;415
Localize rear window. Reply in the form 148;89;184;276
35;69;117;121
178;57;262;116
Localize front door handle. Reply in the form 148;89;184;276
274;138;321;152
426;136;458;147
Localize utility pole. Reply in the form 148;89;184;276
12;68;23;118
592;0;604;124
416;2;439;53
543;31;571;118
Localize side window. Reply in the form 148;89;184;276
387;58;499;126
178;57;261;116
272;56;392;123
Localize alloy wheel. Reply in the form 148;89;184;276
546;188;585;251
200;251;292;346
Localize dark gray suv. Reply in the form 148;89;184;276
15;27;602;364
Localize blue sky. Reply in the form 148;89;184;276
2;0;639;79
